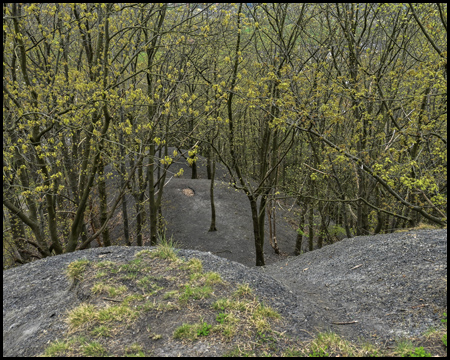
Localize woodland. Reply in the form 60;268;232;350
2;3;447;268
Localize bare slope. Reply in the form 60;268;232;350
162;178;297;267
258;229;447;343
3;229;447;356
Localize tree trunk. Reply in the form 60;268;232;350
308;201;314;252
98;156;111;247
249;196;265;266
149;144;158;245
209;160;217;231
295;205;305;256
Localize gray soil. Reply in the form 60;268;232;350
102;147;301;266
3;231;447;356
3;152;448;356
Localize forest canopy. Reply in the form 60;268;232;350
3;3;447;267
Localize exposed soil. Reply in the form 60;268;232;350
3;230;447;356
98;147;302;266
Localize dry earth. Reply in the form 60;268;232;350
3;229;447;357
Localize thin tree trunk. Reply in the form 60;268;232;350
209;159;217;231
149;144;158;245
295;204;305;256
119;123;131;246
98;156;111;247
308;200;314;252
249;196;265;266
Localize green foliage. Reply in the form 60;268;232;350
328;224;346;238
196;322;212;337
216;312;228;324
66;259;90;281
404;347;432;357
2;2;446;270
441;312;447;347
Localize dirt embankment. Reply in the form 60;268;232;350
3;229;447;357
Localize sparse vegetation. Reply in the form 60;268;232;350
35;239;449;357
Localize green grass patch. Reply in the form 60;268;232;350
91;283;127;297
90;325;111;337
66;259;90;281
179;284;213;303
149;236;179;261
233;283;253;298
81;340;107;356
42;339;72;356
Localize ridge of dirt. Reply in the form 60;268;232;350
258;229;447;345
3;246;321;357
3;229;447;357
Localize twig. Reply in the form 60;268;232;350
103;297;122;303
411;304;428;309
350;264;363;270
332;320;358;325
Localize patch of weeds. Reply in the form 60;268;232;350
215;313;239;338
122;294;144;306
182;258;203;273
442;312;447;347
121;272;139;280
256;331;278;351
179;284;213;303
91;283;127;297
125;343;144;355
124;351;146;357
223;346;254;357
189;272;203;282
136;276;153;289
252;318;270;333
97;304;139;324
156;301;179;311
197;322;212;337
67;303;97;329
204;271;223;285
42;339;72;356
407;346;432;357
308;347;329;357
140;300;156;312
119;258;143;273
216;312;228;324
95;271;107;278
163;290;179;299
283;347;303;357
135;249;153;257
233;283;252;298
81;340;107;357
300;331;364;357
173;321;213;341
150;235;179;261
173;323;197;341
392;339;420;357
253;303;280;320
94;260;116;269
90;325;111;337
66;259;90;281
213;298;246;312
